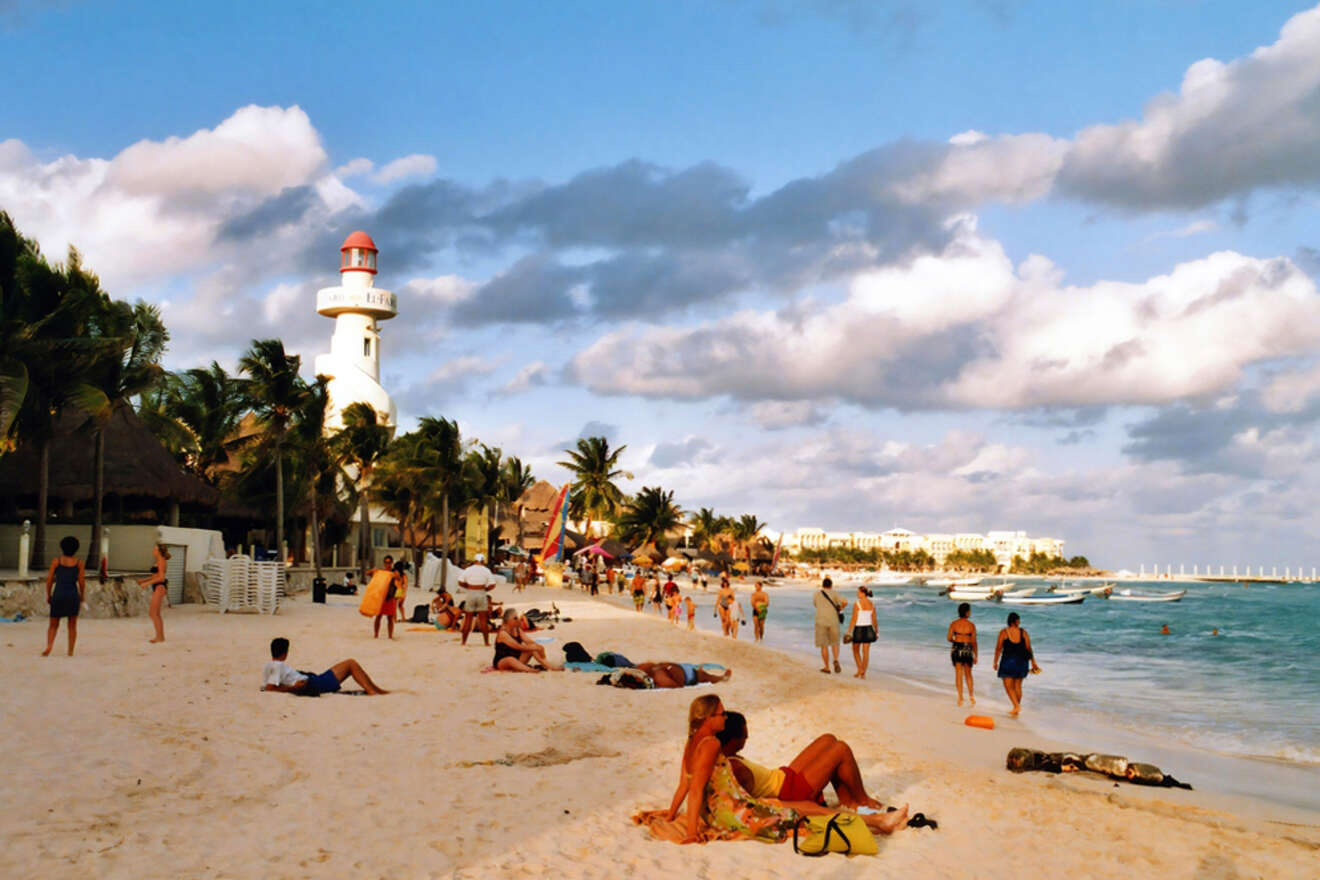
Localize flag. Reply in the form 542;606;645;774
771;533;783;568
464;507;488;561
539;484;571;564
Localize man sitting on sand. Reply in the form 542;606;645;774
261;637;389;696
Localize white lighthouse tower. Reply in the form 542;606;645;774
314;231;398;433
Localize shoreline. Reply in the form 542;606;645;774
2;582;1316;878
585;582;1320;821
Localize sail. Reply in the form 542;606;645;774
539;484;571;564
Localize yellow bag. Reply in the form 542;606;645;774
792;813;878;856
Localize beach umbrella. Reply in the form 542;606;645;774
732;561;750;572
498;544;529;556
661;556;686;571
574;543;615;559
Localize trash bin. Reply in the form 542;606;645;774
312;576;327;604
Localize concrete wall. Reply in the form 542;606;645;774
0;523;223;573
1;574;152;619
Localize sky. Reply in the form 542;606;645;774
3;0;1320;570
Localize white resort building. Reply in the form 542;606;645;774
777;526;1065;569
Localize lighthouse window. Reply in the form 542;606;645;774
367;252;376;270
364;337;371;357
354;249;365;267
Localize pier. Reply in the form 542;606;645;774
1138;564;1317;584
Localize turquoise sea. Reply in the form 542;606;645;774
675;577;1320;811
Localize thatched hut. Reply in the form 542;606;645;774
506;480;562;555
0;404;218;524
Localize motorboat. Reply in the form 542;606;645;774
1000;593;1086;605
1106;588;1186;603
1049;582;1114;597
868;571;912;587
929;576;983;589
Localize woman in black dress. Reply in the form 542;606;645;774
43;536;86;656
993;612;1041;717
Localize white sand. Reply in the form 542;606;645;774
2;583;1317;879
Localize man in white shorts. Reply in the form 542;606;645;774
458;553;496;646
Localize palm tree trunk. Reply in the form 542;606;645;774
358;491;370;579
440;491;450;589
274;441;285;563
87;426;104;572
33;436;49;568
309;481;322;579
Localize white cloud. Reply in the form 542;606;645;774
499;361;550;394
569;219;1320;410
262;282;304;324
402;274;477;306
0;105;341;287
426;355;500;383
893;133;1068;205
1058;5;1320;208
334;157;374;178
372;153;437;184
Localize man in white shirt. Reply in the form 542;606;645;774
261;637;389;695
458;553;497;646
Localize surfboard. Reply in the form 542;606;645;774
359;570;396;617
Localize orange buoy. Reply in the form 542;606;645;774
965;715;995;730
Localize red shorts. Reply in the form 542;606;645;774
778;766;818;802
379;599;397;617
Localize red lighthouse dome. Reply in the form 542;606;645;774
340;230;378;274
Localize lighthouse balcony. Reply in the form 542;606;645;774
316;286;398;319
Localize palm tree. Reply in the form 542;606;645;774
289;377;335;578
331;401;391;576
688;507;722;551
557;436;631;536
86;298;168;568
139;362;247;482
731;514;766;568
616;486;683;553
238;339;309;562
3;234;113;566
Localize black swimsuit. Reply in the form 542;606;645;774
493;636;523;666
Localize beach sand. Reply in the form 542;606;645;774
2;582;1316;879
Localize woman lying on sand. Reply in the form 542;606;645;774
621;663;732;689
638;695;907;844
717;712;886;810
493;609;562;672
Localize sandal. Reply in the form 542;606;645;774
833;660;842;673
906;812;938;830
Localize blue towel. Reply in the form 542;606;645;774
0;614;25;623
564;661;615;673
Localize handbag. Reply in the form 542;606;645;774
792;813;878;856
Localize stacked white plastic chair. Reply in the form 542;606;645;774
199;554;284;613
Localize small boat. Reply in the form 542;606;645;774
868;572;912;587
997;587;1037;599
947;588;1000;601
931;576;983;589
1050;582;1114;597
1000;593;1086;605
1107;588;1186;603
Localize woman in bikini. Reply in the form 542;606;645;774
993;611;1040;717
659;696;907;844
718;711;890;812
136;543;170;643
430;589;459;629
716;582;736;636
847;586;877;679
947;602;978;706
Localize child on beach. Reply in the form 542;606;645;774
261;637;388;695
43;535;86;656
685;596;696;630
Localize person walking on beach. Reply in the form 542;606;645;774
847;586;877;679
947;602;978;706
814;577;844;673
685;595;696;630
43;535;86;656
993;612;1040;717
136;543;170;643
631;571;646;612
366;555;396;639
750;582;769;642
716;580;736;635
458;553;497;646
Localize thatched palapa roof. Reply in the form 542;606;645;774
0;404;218;508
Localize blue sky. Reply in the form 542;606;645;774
4;1;1320;568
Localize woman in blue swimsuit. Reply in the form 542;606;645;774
993;612;1040;717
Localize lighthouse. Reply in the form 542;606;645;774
314;231;398;433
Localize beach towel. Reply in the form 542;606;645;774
0;614;26;623
564;661;615;673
